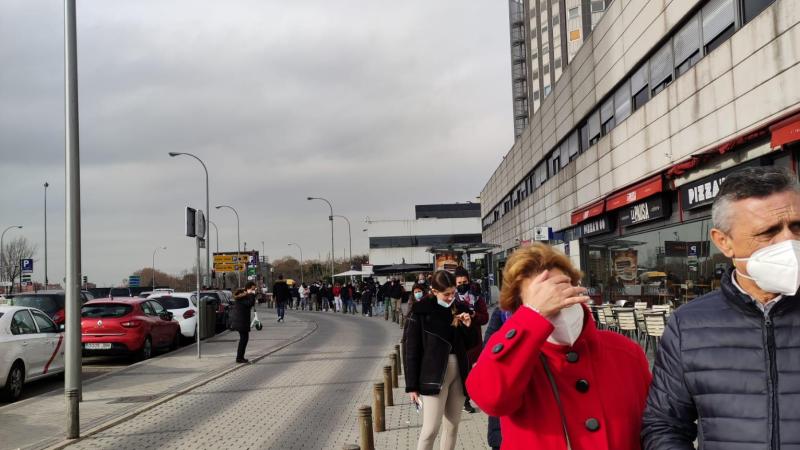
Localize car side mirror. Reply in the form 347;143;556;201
161;312;173;321
59;324;65;331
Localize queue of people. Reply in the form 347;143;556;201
399;167;800;450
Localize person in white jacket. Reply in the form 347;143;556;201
298;283;309;310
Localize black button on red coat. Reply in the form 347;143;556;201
492;343;504;354
566;351;579;363
585;418;600;432
576;379;590;393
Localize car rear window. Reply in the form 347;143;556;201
11;295;63;316
200;292;221;301
109;288;131;297
81;304;133;318
156;297;189;309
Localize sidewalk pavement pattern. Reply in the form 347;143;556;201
0;310;490;450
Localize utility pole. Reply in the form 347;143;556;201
44;182;49;286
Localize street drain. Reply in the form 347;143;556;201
109;395;160;404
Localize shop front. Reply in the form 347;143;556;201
568;139;796;306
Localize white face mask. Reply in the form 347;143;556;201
437;298;454;308
734;240;800;295
547;303;584;346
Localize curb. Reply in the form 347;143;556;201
43;320;319;450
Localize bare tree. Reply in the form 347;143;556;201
1;237;37;294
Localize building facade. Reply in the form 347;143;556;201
366;203;482;269
485;0;799;304
509;0;612;138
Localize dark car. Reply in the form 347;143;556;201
80;298;180;360
199;291;230;330
108;287;133;297
9;290;91;326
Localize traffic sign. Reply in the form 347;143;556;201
129;275;141;287
20;259;33;274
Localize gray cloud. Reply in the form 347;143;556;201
0;0;513;285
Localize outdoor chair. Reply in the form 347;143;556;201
643;311;667;360
601;305;618;331
614;308;638;340
634;302;648;310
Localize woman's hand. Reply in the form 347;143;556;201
409;392;420;405
456;312;472;328
521;270;589;319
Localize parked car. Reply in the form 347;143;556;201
108;287;133;297
0;306;65;402
8;290;91;326
80;298;180;360
199;291;230;330
148;293;198;342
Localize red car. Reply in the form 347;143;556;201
81;298;181;360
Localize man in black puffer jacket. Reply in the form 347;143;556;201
643;167;800;450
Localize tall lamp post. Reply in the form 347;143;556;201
152;246;167;290
215;205;241;287
332;215;352;268
168;152;210;288
0;225;23;287
307;197;334;285
44;182;49;286
208;220;220;253
288;242;304;284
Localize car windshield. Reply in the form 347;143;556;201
109;288;130;297
200;292;221;301
81;304;133;318
11;295;63;316
156;297;189;310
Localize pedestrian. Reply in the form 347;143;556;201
403;270;477;450
483;307;512;450
389;277;404;323
361;283;374;317
332;282;343;312
642;167;800;449
347;282;358;314
310;282;321;311
298;283;308;310
453;267;489;414
229;283;257;363
272;274;291;323
466;243;651;449
409;283;426;309
289;281;300;310
324;282;334;311
378;279;390;319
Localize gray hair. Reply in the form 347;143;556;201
711;166;800;233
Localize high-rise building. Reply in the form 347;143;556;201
508;0;612;138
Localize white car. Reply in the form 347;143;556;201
0;306;65;402
148;292;197;341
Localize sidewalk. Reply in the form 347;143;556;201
0;315;316;450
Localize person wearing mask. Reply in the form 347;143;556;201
409;283;426;308
333;282;343;313
379;279;391;320
453;267;489;414
272;274;291;323
298;283;308;310
325;283;335;312
643;167;800;449
361;283;373;317
389;277;405;324
309;282;321;311
230;282;258;363
403;270;477;450
466;243;651;449
341;282;353;314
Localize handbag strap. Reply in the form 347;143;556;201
540;354;572;450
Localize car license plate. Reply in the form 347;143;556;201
84;343;112;350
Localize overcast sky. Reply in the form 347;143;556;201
0;0;513;286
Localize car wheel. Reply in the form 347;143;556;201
138;337;152;361
1;362;25;403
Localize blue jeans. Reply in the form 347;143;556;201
277;303;286;320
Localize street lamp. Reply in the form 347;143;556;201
44;182;49;286
215;205;241;288
307;197;334;284
0;226;23;287
288;242;304;284
208;220;220;253
152;246;167;290
332;215;352;268
169;152;210;288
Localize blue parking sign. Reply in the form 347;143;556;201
20;259;33;273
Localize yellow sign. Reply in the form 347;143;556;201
569;29;581;41
214;263;247;273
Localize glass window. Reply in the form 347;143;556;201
630;63;649;110
600;97;615;135
550;151;561;175
31;310;57;333
155;297;190;310
702;0;735;48
544;64;550;74
149;301;166;315
555;58;562;69
580;122;590;151
743;0;776;23
614;80;631;124
544;85;552;96
81;303;133;318
553;15;560;27
674;15;701;74
588;110;601;144
11;295;63;317
568;131;580;160
11;310;37;335
650;42;674;96
569;7;580;19
533;90;540;100
591;0;606;13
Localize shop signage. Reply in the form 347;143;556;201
570;200;605;225
619;196;668;226
770;112;800;148
664;241;710;257
606;175;663;211
680;160;762;210
533;227;552;241
581;216;612;237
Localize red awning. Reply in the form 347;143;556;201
606;175;663;211
771;112;800;148
570;200;605;225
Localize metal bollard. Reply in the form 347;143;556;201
373;382;386;432
390;353;398;388
383;366;394;406
394;345;402;375
358;405;375;450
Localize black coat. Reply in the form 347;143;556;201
229;292;255;332
642;268;800;450
402;297;478;396
273;280;291;304
484;308;506;448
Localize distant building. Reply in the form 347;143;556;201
366;203;482;271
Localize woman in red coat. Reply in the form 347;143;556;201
466;243;651;450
